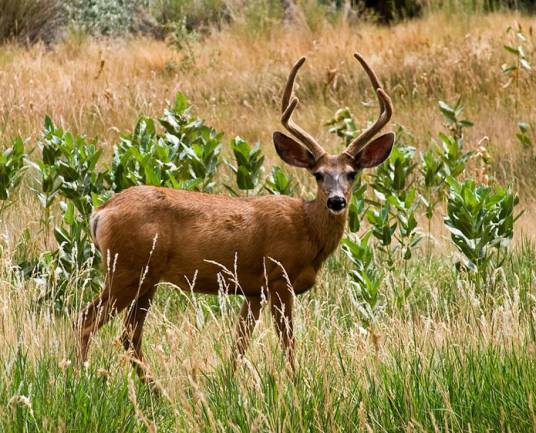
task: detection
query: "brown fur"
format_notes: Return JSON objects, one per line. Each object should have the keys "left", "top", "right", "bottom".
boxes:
{"left": 93, "top": 185, "right": 344, "bottom": 296}
{"left": 78, "top": 181, "right": 347, "bottom": 376}
{"left": 76, "top": 54, "right": 394, "bottom": 377}
{"left": 76, "top": 152, "right": 385, "bottom": 378}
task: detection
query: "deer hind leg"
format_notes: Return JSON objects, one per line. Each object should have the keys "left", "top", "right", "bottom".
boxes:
{"left": 76, "top": 269, "right": 155, "bottom": 363}
{"left": 121, "top": 285, "right": 157, "bottom": 382}
{"left": 231, "top": 296, "right": 263, "bottom": 367}
{"left": 77, "top": 288, "right": 124, "bottom": 363}
{"left": 270, "top": 287, "right": 295, "bottom": 371}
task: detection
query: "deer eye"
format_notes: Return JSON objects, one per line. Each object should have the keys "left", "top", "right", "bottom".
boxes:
{"left": 347, "top": 171, "right": 357, "bottom": 181}
{"left": 313, "top": 172, "right": 323, "bottom": 182}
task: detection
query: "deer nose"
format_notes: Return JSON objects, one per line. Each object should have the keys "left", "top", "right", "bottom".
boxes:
{"left": 327, "top": 196, "right": 346, "bottom": 212}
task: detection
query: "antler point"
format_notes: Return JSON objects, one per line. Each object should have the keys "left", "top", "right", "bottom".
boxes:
{"left": 344, "top": 53, "right": 393, "bottom": 157}
{"left": 280, "top": 57, "right": 326, "bottom": 159}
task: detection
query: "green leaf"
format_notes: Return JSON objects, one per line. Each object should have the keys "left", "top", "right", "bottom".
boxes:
{"left": 503, "top": 45, "right": 520, "bottom": 55}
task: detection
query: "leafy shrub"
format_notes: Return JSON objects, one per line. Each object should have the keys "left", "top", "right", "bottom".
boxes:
{"left": 111, "top": 117, "right": 187, "bottom": 190}
{"left": 43, "top": 201, "right": 101, "bottom": 310}
{"left": 0, "top": 138, "right": 26, "bottom": 206}
{"left": 64, "top": 0, "right": 144, "bottom": 35}
{"left": 159, "top": 93, "right": 222, "bottom": 191}
{"left": 419, "top": 145, "right": 446, "bottom": 259}
{"left": 516, "top": 122, "right": 534, "bottom": 152}
{"left": 347, "top": 177, "right": 367, "bottom": 233}
{"left": 343, "top": 232, "right": 383, "bottom": 329}
{"left": 420, "top": 146, "right": 445, "bottom": 217}
{"left": 32, "top": 116, "right": 108, "bottom": 218}
{"left": 436, "top": 132, "right": 474, "bottom": 178}
{"left": 388, "top": 188, "right": 421, "bottom": 261}
{"left": 265, "top": 166, "right": 293, "bottom": 196}
{"left": 26, "top": 118, "right": 107, "bottom": 308}
{"left": 325, "top": 107, "right": 358, "bottom": 145}
{"left": 368, "top": 171, "right": 420, "bottom": 303}
{"left": 372, "top": 138, "right": 416, "bottom": 200}
{"left": 388, "top": 187, "right": 421, "bottom": 304}
{"left": 226, "top": 136, "right": 264, "bottom": 194}
{"left": 501, "top": 24, "right": 533, "bottom": 89}
{"left": 419, "top": 99, "right": 475, "bottom": 259}
{"left": 111, "top": 92, "right": 223, "bottom": 192}
{"left": 438, "top": 99, "right": 473, "bottom": 140}
{"left": 444, "top": 177, "right": 521, "bottom": 287}
{"left": 367, "top": 202, "right": 396, "bottom": 250}
{"left": 368, "top": 130, "right": 420, "bottom": 264}
{"left": 0, "top": 0, "right": 63, "bottom": 44}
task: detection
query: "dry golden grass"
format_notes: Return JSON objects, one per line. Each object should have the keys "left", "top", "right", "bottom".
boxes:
{"left": 1, "top": 11, "right": 535, "bottom": 242}
{"left": 1, "top": 12, "right": 534, "bottom": 161}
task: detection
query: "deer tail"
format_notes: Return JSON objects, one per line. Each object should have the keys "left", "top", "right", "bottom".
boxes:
{"left": 89, "top": 212, "right": 101, "bottom": 252}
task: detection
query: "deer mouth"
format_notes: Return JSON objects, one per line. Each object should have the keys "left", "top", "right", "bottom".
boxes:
{"left": 328, "top": 208, "right": 346, "bottom": 216}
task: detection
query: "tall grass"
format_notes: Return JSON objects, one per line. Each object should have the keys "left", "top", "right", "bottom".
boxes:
{"left": 0, "top": 0, "right": 63, "bottom": 44}
{"left": 1, "top": 241, "right": 536, "bottom": 432}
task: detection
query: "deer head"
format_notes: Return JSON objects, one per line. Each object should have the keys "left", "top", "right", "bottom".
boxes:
{"left": 273, "top": 53, "right": 394, "bottom": 215}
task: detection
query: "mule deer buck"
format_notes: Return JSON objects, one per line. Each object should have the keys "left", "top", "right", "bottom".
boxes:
{"left": 77, "top": 53, "right": 394, "bottom": 378}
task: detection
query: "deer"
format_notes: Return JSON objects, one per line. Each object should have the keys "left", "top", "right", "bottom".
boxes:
{"left": 77, "top": 53, "right": 394, "bottom": 380}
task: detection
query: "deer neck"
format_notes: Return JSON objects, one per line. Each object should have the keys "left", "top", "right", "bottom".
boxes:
{"left": 303, "top": 197, "right": 347, "bottom": 267}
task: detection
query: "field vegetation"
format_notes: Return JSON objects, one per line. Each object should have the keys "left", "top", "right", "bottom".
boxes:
{"left": 0, "top": 1, "right": 536, "bottom": 432}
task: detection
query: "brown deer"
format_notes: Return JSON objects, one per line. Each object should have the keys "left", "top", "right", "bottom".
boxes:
{"left": 77, "top": 53, "right": 394, "bottom": 378}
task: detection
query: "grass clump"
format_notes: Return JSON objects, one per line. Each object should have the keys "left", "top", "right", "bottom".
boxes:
{"left": 0, "top": 0, "right": 63, "bottom": 44}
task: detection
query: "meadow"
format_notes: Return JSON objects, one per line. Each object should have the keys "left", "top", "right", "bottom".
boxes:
{"left": 1, "top": 4, "right": 536, "bottom": 433}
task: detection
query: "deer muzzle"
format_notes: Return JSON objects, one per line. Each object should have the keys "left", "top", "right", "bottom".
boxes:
{"left": 327, "top": 196, "right": 346, "bottom": 213}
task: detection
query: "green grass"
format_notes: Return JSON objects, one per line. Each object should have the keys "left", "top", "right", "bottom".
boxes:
{"left": 2, "top": 335, "right": 535, "bottom": 432}
{"left": 1, "top": 242, "right": 536, "bottom": 432}
{"left": 366, "top": 345, "right": 536, "bottom": 433}
{"left": 0, "top": 352, "right": 171, "bottom": 432}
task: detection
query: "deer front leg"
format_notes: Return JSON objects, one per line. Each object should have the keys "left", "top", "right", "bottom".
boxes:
{"left": 270, "top": 285, "right": 295, "bottom": 370}
{"left": 231, "top": 296, "right": 263, "bottom": 366}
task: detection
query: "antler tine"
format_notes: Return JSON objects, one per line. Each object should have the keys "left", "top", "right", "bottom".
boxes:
{"left": 282, "top": 56, "right": 305, "bottom": 112}
{"left": 344, "top": 53, "right": 393, "bottom": 158}
{"left": 281, "top": 57, "right": 326, "bottom": 161}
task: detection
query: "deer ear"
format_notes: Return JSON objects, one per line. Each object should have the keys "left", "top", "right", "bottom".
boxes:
{"left": 353, "top": 132, "right": 394, "bottom": 169}
{"left": 273, "top": 131, "right": 315, "bottom": 168}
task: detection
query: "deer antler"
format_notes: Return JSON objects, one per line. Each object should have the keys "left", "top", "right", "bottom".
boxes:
{"left": 344, "top": 53, "right": 393, "bottom": 158}
{"left": 281, "top": 57, "right": 326, "bottom": 161}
